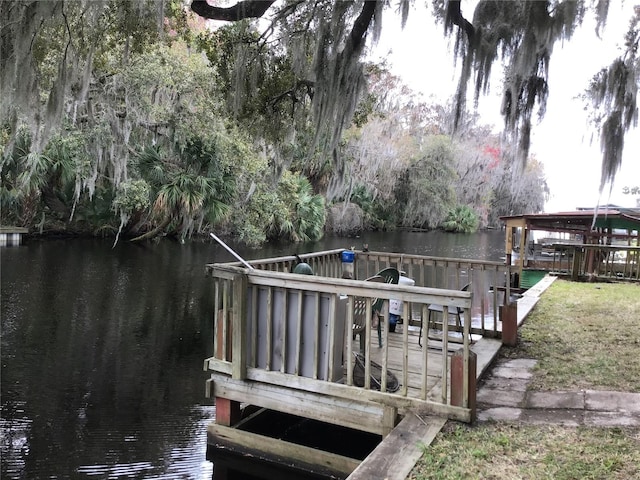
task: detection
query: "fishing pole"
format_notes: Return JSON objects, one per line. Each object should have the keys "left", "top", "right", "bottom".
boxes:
{"left": 209, "top": 233, "right": 254, "bottom": 270}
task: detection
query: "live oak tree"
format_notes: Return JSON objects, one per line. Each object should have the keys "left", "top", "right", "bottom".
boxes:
{"left": 186, "top": 0, "right": 638, "bottom": 194}
{"left": 4, "top": 1, "right": 638, "bottom": 179}
{"left": 2, "top": 0, "right": 636, "bottom": 238}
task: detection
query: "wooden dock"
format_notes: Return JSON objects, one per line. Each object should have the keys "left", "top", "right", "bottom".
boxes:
{"left": 207, "top": 330, "right": 503, "bottom": 479}
{"left": 204, "top": 249, "right": 516, "bottom": 478}
{"left": 501, "top": 210, "right": 640, "bottom": 285}
{"left": 0, "top": 226, "right": 28, "bottom": 246}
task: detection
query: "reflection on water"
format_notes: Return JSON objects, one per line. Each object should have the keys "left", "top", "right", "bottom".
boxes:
{"left": 1, "top": 231, "right": 504, "bottom": 479}
{"left": 295, "top": 230, "right": 505, "bottom": 262}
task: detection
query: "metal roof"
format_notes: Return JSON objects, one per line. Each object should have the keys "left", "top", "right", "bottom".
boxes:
{"left": 500, "top": 208, "right": 640, "bottom": 234}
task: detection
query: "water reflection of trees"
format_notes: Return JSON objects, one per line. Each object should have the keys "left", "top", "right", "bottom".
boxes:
{"left": 1, "top": 240, "right": 214, "bottom": 477}
{"left": 1, "top": 233, "right": 504, "bottom": 477}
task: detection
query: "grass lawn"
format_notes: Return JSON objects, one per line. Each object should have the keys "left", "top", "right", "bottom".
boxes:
{"left": 410, "top": 423, "right": 640, "bottom": 480}
{"left": 410, "top": 279, "right": 640, "bottom": 479}
{"left": 503, "top": 279, "right": 640, "bottom": 392}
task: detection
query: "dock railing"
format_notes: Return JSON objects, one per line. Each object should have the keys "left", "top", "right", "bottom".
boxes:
{"left": 204, "top": 249, "right": 513, "bottom": 427}
{"left": 209, "top": 248, "right": 513, "bottom": 346}
{"left": 570, "top": 244, "right": 640, "bottom": 281}
{"left": 355, "top": 251, "right": 514, "bottom": 338}
{"left": 206, "top": 264, "right": 473, "bottom": 422}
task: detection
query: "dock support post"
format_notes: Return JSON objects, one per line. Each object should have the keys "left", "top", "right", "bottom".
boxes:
{"left": 571, "top": 246, "right": 582, "bottom": 281}
{"left": 381, "top": 405, "right": 397, "bottom": 437}
{"left": 500, "top": 302, "right": 518, "bottom": 347}
{"left": 450, "top": 350, "right": 476, "bottom": 422}
{"left": 215, "top": 397, "right": 242, "bottom": 427}
{"left": 212, "top": 463, "right": 229, "bottom": 480}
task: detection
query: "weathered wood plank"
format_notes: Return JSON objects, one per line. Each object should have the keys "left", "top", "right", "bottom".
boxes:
{"left": 206, "top": 358, "right": 233, "bottom": 376}
{"left": 213, "top": 369, "right": 471, "bottom": 422}
{"left": 0, "top": 227, "right": 29, "bottom": 234}
{"left": 421, "top": 305, "right": 429, "bottom": 399}
{"left": 294, "top": 289, "right": 303, "bottom": 375}
{"left": 208, "top": 423, "right": 361, "bottom": 479}
{"left": 346, "top": 413, "right": 447, "bottom": 480}
{"left": 210, "top": 374, "right": 390, "bottom": 435}
{"left": 280, "top": 288, "right": 288, "bottom": 374}
{"left": 313, "top": 291, "right": 320, "bottom": 380}
{"left": 470, "top": 337, "right": 502, "bottom": 379}
{"left": 232, "top": 274, "right": 247, "bottom": 379}
{"left": 212, "top": 266, "right": 473, "bottom": 308}
{"left": 328, "top": 294, "right": 337, "bottom": 382}
{"left": 265, "top": 287, "right": 273, "bottom": 370}
{"left": 250, "top": 285, "right": 258, "bottom": 367}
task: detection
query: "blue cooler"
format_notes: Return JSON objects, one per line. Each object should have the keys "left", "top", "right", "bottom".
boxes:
{"left": 340, "top": 250, "right": 355, "bottom": 279}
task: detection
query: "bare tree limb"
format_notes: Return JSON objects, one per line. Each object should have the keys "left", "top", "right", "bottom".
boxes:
{"left": 130, "top": 217, "right": 171, "bottom": 242}
{"left": 268, "top": 79, "right": 315, "bottom": 107}
{"left": 445, "top": 0, "right": 475, "bottom": 44}
{"left": 349, "top": 0, "right": 378, "bottom": 51}
{"left": 190, "top": 0, "right": 275, "bottom": 21}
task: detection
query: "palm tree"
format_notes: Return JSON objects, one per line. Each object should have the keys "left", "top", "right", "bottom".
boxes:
{"left": 131, "top": 138, "right": 235, "bottom": 241}
{"left": 265, "top": 172, "right": 326, "bottom": 243}
{"left": 1, "top": 128, "right": 81, "bottom": 226}
{"left": 442, "top": 205, "right": 479, "bottom": 234}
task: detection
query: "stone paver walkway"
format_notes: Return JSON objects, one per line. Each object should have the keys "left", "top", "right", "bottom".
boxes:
{"left": 477, "top": 358, "right": 640, "bottom": 427}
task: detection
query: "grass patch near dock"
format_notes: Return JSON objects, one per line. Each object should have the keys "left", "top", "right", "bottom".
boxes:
{"left": 503, "top": 279, "right": 640, "bottom": 392}
{"left": 410, "top": 423, "right": 640, "bottom": 480}
{"left": 411, "top": 279, "right": 640, "bottom": 479}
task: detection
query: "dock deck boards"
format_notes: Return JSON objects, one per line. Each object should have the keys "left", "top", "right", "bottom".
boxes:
{"left": 344, "top": 276, "right": 552, "bottom": 480}
{"left": 364, "top": 327, "right": 501, "bottom": 390}
{"left": 358, "top": 326, "right": 502, "bottom": 403}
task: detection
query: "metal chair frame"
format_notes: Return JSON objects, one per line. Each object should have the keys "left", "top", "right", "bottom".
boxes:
{"left": 352, "top": 268, "right": 400, "bottom": 350}
{"left": 419, "top": 283, "right": 471, "bottom": 347}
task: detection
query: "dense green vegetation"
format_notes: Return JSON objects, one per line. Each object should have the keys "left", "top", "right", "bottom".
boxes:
{"left": 4, "top": 1, "right": 634, "bottom": 245}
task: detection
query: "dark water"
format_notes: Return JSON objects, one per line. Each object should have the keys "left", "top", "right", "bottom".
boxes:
{"left": 1, "top": 230, "right": 505, "bottom": 479}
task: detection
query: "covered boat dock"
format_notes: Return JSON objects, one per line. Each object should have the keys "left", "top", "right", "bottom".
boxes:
{"left": 501, "top": 207, "right": 640, "bottom": 286}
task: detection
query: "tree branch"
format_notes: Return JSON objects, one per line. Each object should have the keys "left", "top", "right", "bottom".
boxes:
{"left": 445, "top": 0, "right": 475, "bottom": 44}
{"left": 190, "top": 0, "right": 275, "bottom": 21}
{"left": 268, "top": 79, "right": 315, "bottom": 107}
{"left": 349, "top": 0, "right": 378, "bottom": 51}
{"left": 130, "top": 217, "right": 171, "bottom": 242}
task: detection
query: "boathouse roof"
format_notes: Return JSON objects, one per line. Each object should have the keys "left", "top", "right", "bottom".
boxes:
{"left": 500, "top": 208, "right": 640, "bottom": 234}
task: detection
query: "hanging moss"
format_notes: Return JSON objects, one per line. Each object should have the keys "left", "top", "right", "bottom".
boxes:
{"left": 585, "top": 12, "right": 638, "bottom": 190}
{"left": 443, "top": 1, "right": 617, "bottom": 170}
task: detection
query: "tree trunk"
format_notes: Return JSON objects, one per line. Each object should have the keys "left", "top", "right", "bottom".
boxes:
{"left": 130, "top": 217, "right": 171, "bottom": 242}
{"left": 41, "top": 184, "right": 71, "bottom": 220}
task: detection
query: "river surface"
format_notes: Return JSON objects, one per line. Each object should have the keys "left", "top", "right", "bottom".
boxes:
{"left": 1, "top": 230, "right": 505, "bottom": 479}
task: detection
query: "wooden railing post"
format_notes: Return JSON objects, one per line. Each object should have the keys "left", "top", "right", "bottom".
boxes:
{"left": 232, "top": 273, "right": 248, "bottom": 380}
{"left": 571, "top": 246, "right": 582, "bottom": 281}
{"left": 451, "top": 349, "right": 477, "bottom": 422}
{"left": 500, "top": 302, "right": 518, "bottom": 346}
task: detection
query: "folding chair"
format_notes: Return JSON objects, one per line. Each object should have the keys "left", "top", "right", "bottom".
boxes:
{"left": 419, "top": 283, "right": 470, "bottom": 347}
{"left": 352, "top": 268, "right": 400, "bottom": 350}
{"left": 352, "top": 276, "right": 385, "bottom": 352}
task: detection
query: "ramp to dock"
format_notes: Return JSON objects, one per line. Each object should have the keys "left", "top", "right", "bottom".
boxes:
{"left": 346, "top": 413, "right": 447, "bottom": 480}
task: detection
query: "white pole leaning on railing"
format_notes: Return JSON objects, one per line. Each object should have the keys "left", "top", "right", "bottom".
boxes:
{"left": 210, "top": 233, "right": 254, "bottom": 270}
